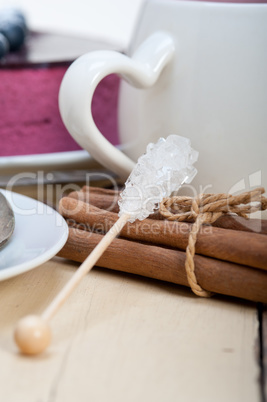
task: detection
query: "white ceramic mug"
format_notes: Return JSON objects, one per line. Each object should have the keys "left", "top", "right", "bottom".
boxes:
{"left": 59, "top": 0, "right": 267, "bottom": 194}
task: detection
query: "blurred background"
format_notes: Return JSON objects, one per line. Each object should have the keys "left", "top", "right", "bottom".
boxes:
{"left": 0, "top": 0, "right": 144, "bottom": 192}
{"left": 0, "top": 0, "right": 144, "bottom": 50}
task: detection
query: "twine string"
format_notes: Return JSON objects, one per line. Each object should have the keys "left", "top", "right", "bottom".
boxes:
{"left": 159, "top": 187, "right": 267, "bottom": 297}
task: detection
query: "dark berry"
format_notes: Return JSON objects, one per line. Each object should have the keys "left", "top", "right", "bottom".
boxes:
{"left": 0, "top": 32, "right": 9, "bottom": 59}
{"left": 0, "top": 18, "right": 26, "bottom": 51}
{"left": 0, "top": 8, "right": 26, "bottom": 26}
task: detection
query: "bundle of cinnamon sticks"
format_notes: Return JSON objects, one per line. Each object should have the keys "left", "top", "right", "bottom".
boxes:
{"left": 57, "top": 186, "right": 267, "bottom": 303}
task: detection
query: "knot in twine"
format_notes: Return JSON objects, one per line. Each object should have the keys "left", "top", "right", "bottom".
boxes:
{"left": 159, "top": 187, "right": 267, "bottom": 298}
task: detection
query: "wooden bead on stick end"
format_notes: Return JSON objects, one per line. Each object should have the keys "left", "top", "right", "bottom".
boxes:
{"left": 14, "top": 315, "right": 51, "bottom": 355}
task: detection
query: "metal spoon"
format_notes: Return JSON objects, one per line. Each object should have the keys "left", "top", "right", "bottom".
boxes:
{"left": 0, "top": 192, "right": 15, "bottom": 249}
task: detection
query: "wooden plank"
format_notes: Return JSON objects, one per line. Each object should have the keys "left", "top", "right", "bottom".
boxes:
{"left": 0, "top": 257, "right": 261, "bottom": 402}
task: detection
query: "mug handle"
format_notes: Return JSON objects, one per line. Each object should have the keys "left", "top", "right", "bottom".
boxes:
{"left": 59, "top": 31, "right": 175, "bottom": 179}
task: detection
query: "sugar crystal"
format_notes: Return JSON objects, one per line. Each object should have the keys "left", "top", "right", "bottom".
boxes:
{"left": 118, "top": 135, "right": 198, "bottom": 222}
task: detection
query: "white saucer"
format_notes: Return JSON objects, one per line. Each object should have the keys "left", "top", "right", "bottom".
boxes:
{"left": 0, "top": 190, "right": 68, "bottom": 281}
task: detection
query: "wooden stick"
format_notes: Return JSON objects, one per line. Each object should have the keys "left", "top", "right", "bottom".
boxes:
{"left": 42, "top": 212, "right": 129, "bottom": 321}
{"left": 58, "top": 227, "right": 267, "bottom": 304}
{"left": 59, "top": 197, "right": 267, "bottom": 271}
{"left": 14, "top": 213, "right": 130, "bottom": 355}
{"left": 69, "top": 188, "right": 267, "bottom": 233}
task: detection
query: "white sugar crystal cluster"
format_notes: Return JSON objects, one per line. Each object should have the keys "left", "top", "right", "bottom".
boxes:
{"left": 118, "top": 135, "right": 198, "bottom": 222}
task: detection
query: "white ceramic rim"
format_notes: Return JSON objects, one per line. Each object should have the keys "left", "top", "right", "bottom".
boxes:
{"left": 0, "top": 189, "right": 69, "bottom": 281}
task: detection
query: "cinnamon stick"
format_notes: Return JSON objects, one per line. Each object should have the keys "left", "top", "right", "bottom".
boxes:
{"left": 69, "top": 188, "right": 163, "bottom": 219}
{"left": 69, "top": 188, "right": 267, "bottom": 233}
{"left": 69, "top": 190, "right": 120, "bottom": 213}
{"left": 212, "top": 214, "right": 267, "bottom": 234}
{"left": 59, "top": 197, "right": 267, "bottom": 271}
{"left": 57, "top": 227, "right": 267, "bottom": 303}
{"left": 81, "top": 186, "right": 120, "bottom": 196}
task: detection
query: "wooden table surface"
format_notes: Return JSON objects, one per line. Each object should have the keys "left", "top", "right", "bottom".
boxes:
{"left": 0, "top": 254, "right": 265, "bottom": 402}
{"left": 0, "top": 181, "right": 266, "bottom": 402}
